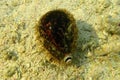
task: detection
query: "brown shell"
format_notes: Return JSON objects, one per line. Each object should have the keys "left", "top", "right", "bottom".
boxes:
{"left": 38, "top": 9, "right": 78, "bottom": 62}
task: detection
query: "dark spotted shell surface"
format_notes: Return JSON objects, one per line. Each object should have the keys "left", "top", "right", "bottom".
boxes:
{"left": 39, "top": 9, "right": 77, "bottom": 61}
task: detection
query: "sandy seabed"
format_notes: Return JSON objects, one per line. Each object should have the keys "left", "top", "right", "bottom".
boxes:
{"left": 0, "top": 0, "right": 120, "bottom": 80}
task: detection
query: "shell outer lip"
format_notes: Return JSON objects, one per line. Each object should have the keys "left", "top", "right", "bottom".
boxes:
{"left": 64, "top": 55, "right": 72, "bottom": 63}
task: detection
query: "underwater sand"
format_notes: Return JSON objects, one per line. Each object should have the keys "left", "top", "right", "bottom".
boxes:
{"left": 0, "top": 0, "right": 120, "bottom": 80}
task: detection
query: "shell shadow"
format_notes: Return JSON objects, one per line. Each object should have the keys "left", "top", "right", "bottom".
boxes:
{"left": 71, "top": 20, "right": 99, "bottom": 67}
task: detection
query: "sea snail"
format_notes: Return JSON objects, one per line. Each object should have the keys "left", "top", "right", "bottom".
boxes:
{"left": 38, "top": 9, "right": 78, "bottom": 63}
